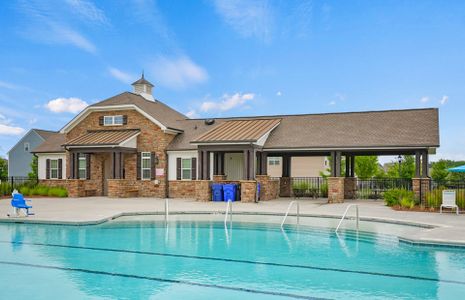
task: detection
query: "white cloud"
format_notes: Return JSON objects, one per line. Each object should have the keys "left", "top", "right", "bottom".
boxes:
{"left": 276, "top": 91, "right": 282, "bottom": 96}
{"left": 45, "top": 97, "right": 88, "bottom": 113}
{"left": 66, "top": 0, "right": 108, "bottom": 25}
{"left": 212, "top": 0, "right": 273, "bottom": 42}
{"left": 17, "top": 0, "right": 97, "bottom": 54}
{"left": 0, "top": 113, "right": 25, "bottom": 136}
{"left": 185, "top": 110, "right": 199, "bottom": 118}
{"left": 108, "top": 67, "right": 134, "bottom": 84}
{"left": 420, "top": 96, "right": 429, "bottom": 103}
{"left": 200, "top": 93, "right": 255, "bottom": 112}
{"left": 328, "top": 101, "right": 336, "bottom": 105}
{"left": 0, "top": 80, "right": 19, "bottom": 90}
{"left": 440, "top": 95, "right": 448, "bottom": 105}
{"left": 149, "top": 55, "right": 208, "bottom": 89}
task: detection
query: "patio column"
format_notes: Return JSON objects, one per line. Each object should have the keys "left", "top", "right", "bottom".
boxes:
{"left": 350, "top": 155, "right": 355, "bottom": 177}
{"left": 260, "top": 152, "right": 268, "bottom": 175}
{"left": 282, "top": 155, "right": 291, "bottom": 177}
{"left": 415, "top": 151, "right": 421, "bottom": 178}
{"left": 330, "top": 151, "right": 341, "bottom": 177}
{"left": 204, "top": 150, "right": 210, "bottom": 180}
{"left": 249, "top": 149, "right": 256, "bottom": 180}
{"left": 422, "top": 150, "right": 429, "bottom": 178}
{"left": 345, "top": 155, "right": 350, "bottom": 177}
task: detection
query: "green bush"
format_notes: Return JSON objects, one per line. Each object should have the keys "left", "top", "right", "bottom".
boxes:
{"left": 19, "top": 186, "right": 30, "bottom": 196}
{"left": 384, "top": 188, "right": 415, "bottom": 207}
{"left": 47, "top": 187, "right": 68, "bottom": 197}
{"left": 400, "top": 196, "right": 415, "bottom": 209}
{"left": 320, "top": 182, "right": 328, "bottom": 197}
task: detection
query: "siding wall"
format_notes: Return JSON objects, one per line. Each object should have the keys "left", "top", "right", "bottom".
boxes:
{"left": 8, "top": 130, "right": 44, "bottom": 177}
{"left": 38, "top": 153, "right": 67, "bottom": 180}
{"left": 224, "top": 153, "right": 243, "bottom": 180}
{"left": 267, "top": 156, "right": 327, "bottom": 177}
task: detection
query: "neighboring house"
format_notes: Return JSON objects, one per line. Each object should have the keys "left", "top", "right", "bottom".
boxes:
{"left": 31, "top": 75, "right": 440, "bottom": 202}
{"left": 7, "top": 129, "right": 56, "bottom": 177}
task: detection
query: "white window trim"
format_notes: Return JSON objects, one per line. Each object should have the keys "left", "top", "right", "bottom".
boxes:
{"left": 103, "top": 115, "right": 124, "bottom": 126}
{"left": 24, "top": 142, "right": 30, "bottom": 152}
{"left": 78, "top": 156, "right": 87, "bottom": 179}
{"left": 181, "top": 158, "right": 192, "bottom": 180}
{"left": 141, "top": 152, "right": 151, "bottom": 180}
{"left": 50, "top": 159, "right": 59, "bottom": 179}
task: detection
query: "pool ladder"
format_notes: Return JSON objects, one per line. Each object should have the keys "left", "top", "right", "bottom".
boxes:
{"left": 281, "top": 201, "right": 300, "bottom": 228}
{"left": 335, "top": 204, "right": 359, "bottom": 233}
{"left": 224, "top": 200, "right": 232, "bottom": 227}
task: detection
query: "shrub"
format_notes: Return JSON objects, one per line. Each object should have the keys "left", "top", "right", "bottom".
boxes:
{"left": 400, "top": 196, "right": 415, "bottom": 209}
{"left": 19, "top": 186, "right": 30, "bottom": 196}
{"left": 320, "top": 182, "right": 328, "bottom": 197}
{"left": 384, "top": 188, "right": 415, "bottom": 207}
{"left": 47, "top": 187, "right": 68, "bottom": 197}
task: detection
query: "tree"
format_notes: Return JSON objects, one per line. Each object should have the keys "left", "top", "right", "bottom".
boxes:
{"left": 28, "top": 156, "right": 38, "bottom": 180}
{"left": 354, "top": 156, "right": 379, "bottom": 179}
{"left": 0, "top": 158, "right": 7, "bottom": 178}
{"left": 431, "top": 160, "right": 449, "bottom": 181}
{"left": 386, "top": 155, "right": 415, "bottom": 178}
{"left": 320, "top": 155, "right": 346, "bottom": 178}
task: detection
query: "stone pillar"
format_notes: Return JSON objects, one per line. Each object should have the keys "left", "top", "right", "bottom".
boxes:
{"left": 343, "top": 177, "right": 357, "bottom": 200}
{"left": 412, "top": 178, "right": 430, "bottom": 205}
{"left": 328, "top": 177, "right": 345, "bottom": 203}
{"left": 279, "top": 177, "right": 291, "bottom": 197}
{"left": 213, "top": 175, "right": 226, "bottom": 182}
{"left": 195, "top": 180, "right": 212, "bottom": 202}
{"left": 240, "top": 181, "right": 257, "bottom": 203}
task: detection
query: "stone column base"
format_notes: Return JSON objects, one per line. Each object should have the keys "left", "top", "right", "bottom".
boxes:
{"left": 279, "top": 177, "right": 291, "bottom": 197}
{"left": 241, "top": 181, "right": 257, "bottom": 202}
{"left": 213, "top": 175, "right": 227, "bottom": 182}
{"left": 328, "top": 177, "right": 345, "bottom": 203}
{"left": 412, "top": 178, "right": 431, "bottom": 205}
{"left": 344, "top": 177, "right": 357, "bottom": 200}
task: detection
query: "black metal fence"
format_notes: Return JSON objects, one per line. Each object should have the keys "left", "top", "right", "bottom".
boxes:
{"left": 291, "top": 177, "right": 328, "bottom": 198}
{"left": 422, "top": 179, "right": 465, "bottom": 209}
{"left": 0, "top": 176, "right": 38, "bottom": 196}
{"left": 356, "top": 178, "right": 412, "bottom": 200}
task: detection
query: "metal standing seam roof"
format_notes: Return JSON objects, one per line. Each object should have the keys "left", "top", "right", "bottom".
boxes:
{"left": 191, "top": 119, "right": 281, "bottom": 143}
{"left": 64, "top": 129, "right": 140, "bottom": 147}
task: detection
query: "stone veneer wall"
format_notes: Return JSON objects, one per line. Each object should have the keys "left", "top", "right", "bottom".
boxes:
{"left": 327, "top": 177, "right": 345, "bottom": 203}
{"left": 343, "top": 177, "right": 357, "bottom": 200}
{"left": 256, "top": 175, "right": 279, "bottom": 201}
{"left": 64, "top": 109, "right": 175, "bottom": 198}
{"left": 279, "top": 177, "right": 291, "bottom": 197}
{"left": 241, "top": 181, "right": 257, "bottom": 203}
{"left": 168, "top": 180, "right": 212, "bottom": 202}
{"left": 39, "top": 179, "right": 95, "bottom": 197}
{"left": 412, "top": 178, "right": 430, "bottom": 204}
{"left": 107, "top": 179, "right": 164, "bottom": 198}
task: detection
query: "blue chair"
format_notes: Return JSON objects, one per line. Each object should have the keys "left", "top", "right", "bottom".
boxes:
{"left": 11, "top": 193, "right": 34, "bottom": 216}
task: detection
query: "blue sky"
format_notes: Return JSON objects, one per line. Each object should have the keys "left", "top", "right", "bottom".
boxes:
{"left": 0, "top": 0, "right": 464, "bottom": 161}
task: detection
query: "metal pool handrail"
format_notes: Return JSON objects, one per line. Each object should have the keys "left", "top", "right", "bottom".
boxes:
{"left": 281, "top": 201, "right": 300, "bottom": 228}
{"left": 165, "top": 198, "right": 169, "bottom": 222}
{"left": 224, "top": 200, "right": 232, "bottom": 227}
{"left": 335, "top": 204, "right": 359, "bottom": 233}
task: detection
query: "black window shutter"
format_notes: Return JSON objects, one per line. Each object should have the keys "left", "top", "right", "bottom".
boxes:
{"left": 75, "top": 153, "right": 80, "bottom": 179}
{"left": 136, "top": 152, "right": 141, "bottom": 180}
{"left": 150, "top": 152, "right": 156, "bottom": 180}
{"left": 46, "top": 159, "right": 50, "bottom": 179}
{"left": 70, "top": 153, "right": 75, "bottom": 179}
{"left": 122, "top": 115, "right": 128, "bottom": 125}
{"left": 191, "top": 157, "right": 197, "bottom": 180}
{"left": 99, "top": 116, "right": 104, "bottom": 126}
{"left": 58, "top": 159, "right": 63, "bottom": 179}
{"left": 86, "top": 154, "right": 91, "bottom": 179}
{"left": 176, "top": 158, "right": 182, "bottom": 180}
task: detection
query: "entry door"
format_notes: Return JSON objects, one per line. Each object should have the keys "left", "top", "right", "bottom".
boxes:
{"left": 102, "top": 156, "right": 112, "bottom": 196}
{"left": 224, "top": 153, "right": 244, "bottom": 180}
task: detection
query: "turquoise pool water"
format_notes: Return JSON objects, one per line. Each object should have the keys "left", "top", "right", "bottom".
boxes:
{"left": 0, "top": 217, "right": 465, "bottom": 299}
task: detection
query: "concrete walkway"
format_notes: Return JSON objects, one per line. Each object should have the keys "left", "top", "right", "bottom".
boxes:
{"left": 1, "top": 197, "right": 464, "bottom": 246}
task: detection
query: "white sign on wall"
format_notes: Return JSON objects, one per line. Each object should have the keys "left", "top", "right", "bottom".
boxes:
{"left": 156, "top": 168, "right": 165, "bottom": 176}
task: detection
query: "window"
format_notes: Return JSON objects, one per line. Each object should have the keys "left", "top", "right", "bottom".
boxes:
{"left": 78, "top": 155, "right": 87, "bottom": 179}
{"left": 50, "top": 159, "right": 58, "bottom": 179}
{"left": 24, "top": 142, "right": 30, "bottom": 152}
{"left": 103, "top": 115, "right": 123, "bottom": 126}
{"left": 182, "top": 158, "right": 192, "bottom": 180}
{"left": 141, "top": 152, "right": 151, "bottom": 180}
{"left": 268, "top": 157, "right": 281, "bottom": 166}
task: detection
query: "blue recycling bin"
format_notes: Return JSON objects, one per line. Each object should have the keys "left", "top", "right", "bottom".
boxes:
{"left": 223, "top": 183, "right": 237, "bottom": 202}
{"left": 256, "top": 183, "right": 261, "bottom": 201}
{"left": 211, "top": 183, "right": 223, "bottom": 201}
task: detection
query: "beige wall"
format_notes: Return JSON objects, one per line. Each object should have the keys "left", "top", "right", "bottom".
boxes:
{"left": 267, "top": 156, "right": 327, "bottom": 177}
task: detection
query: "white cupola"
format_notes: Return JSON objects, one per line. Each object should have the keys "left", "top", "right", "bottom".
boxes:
{"left": 131, "top": 72, "right": 155, "bottom": 101}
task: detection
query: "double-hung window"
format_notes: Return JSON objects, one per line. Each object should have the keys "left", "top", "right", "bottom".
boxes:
{"left": 141, "top": 152, "right": 151, "bottom": 180}
{"left": 181, "top": 158, "right": 192, "bottom": 180}
{"left": 50, "top": 159, "right": 58, "bottom": 179}
{"left": 78, "top": 155, "right": 87, "bottom": 179}
{"left": 103, "top": 115, "right": 123, "bottom": 126}
{"left": 268, "top": 157, "right": 281, "bottom": 166}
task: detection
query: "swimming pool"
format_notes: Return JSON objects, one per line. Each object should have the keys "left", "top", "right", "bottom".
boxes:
{"left": 1, "top": 215, "right": 464, "bottom": 299}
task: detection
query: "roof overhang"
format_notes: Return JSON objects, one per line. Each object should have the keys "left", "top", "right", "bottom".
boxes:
{"left": 63, "top": 131, "right": 141, "bottom": 150}
{"left": 59, "top": 105, "right": 183, "bottom": 135}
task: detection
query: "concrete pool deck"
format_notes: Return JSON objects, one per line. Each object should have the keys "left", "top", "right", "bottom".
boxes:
{"left": 1, "top": 197, "right": 464, "bottom": 247}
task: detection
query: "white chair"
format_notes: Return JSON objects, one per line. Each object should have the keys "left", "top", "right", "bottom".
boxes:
{"left": 440, "top": 190, "right": 459, "bottom": 215}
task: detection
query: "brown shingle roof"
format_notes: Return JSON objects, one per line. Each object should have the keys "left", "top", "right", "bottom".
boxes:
{"left": 31, "top": 133, "right": 66, "bottom": 153}
{"left": 90, "top": 92, "right": 186, "bottom": 131}
{"left": 64, "top": 129, "right": 140, "bottom": 147}
{"left": 168, "top": 108, "right": 440, "bottom": 150}
{"left": 192, "top": 119, "right": 281, "bottom": 143}
{"left": 34, "top": 129, "right": 57, "bottom": 140}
